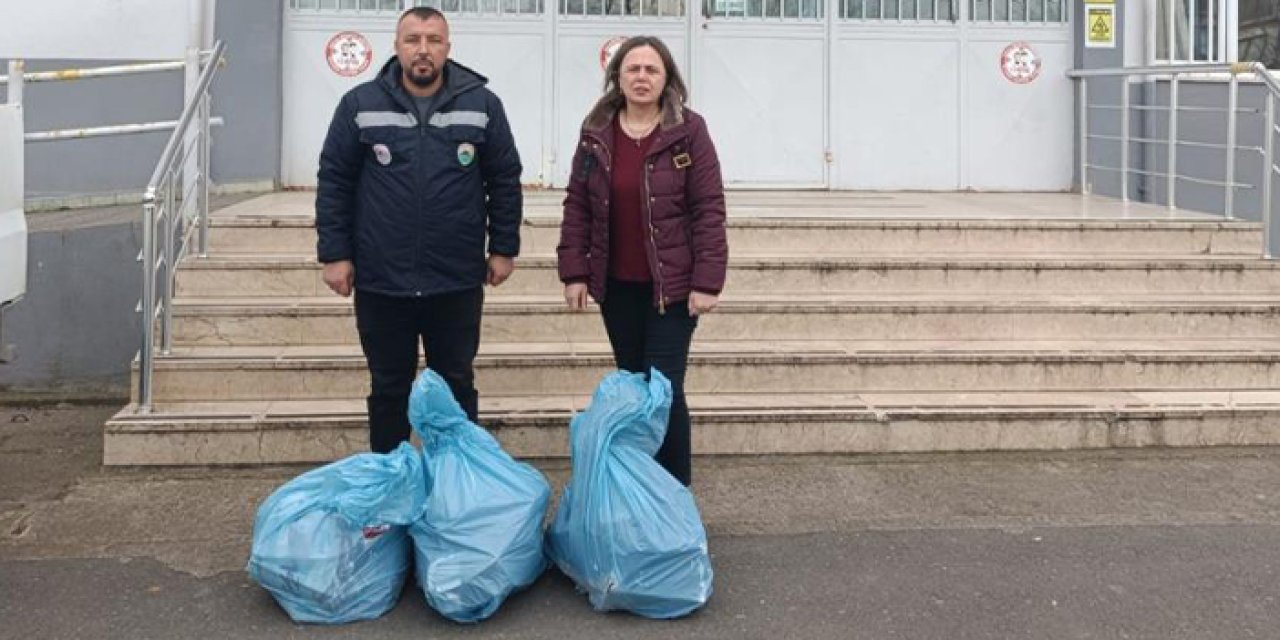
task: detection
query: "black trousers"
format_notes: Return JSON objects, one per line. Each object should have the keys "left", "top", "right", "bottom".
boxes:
{"left": 600, "top": 279, "right": 699, "bottom": 486}
{"left": 354, "top": 288, "right": 483, "bottom": 454}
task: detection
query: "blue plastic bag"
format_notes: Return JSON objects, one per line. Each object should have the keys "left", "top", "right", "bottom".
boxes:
{"left": 547, "top": 369, "right": 714, "bottom": 619}
{"left": 408, "top": 369, "right": 551, "bottom": 623}
{"left": 247, "top": 442, "right": 428, "bottom": 624}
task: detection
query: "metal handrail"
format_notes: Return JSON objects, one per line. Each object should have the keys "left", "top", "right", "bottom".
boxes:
{"left": 1, "top": 59, "right": 217, "bottom": 142}
{"left": 137, "top": 40, "right": 226, "bottom": 413}
{"left": 146, "top": 42, "right": 225, "bottom": 193}
{"left": 23, "top": 118, "right": 225, "bottom": 142}
{"left": 0, "top": 60, "right": 186, "bottom": 85}
{"left": 1067, "top": 62, "right": 1280, "bottom": 257}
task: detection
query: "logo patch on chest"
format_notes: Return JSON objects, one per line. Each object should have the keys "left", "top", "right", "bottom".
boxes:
{"left": 372, "top": 143, "right": 392, "bottom": 166}
{"left": 457, "top": 142, "right": 477, "bottom": 167}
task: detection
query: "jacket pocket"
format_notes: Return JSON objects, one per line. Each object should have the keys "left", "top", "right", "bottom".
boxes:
{"left": 648, "top": 147, "right": 690, "bottom": 198}
{"left": 444, "top": 126, "right": 486, "bottom": 172}
{"left": 358, "top": 129, "right": 415, "bottom": 169}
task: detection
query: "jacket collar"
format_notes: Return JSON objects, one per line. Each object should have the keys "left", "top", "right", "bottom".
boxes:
{"left": 377, "top": 57, "right": 488, "bottom": 113}
{"left": 582, "top": 87, "right": 686, "bottom": 139}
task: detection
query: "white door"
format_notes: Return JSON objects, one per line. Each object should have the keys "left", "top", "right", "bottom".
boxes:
{"left": 693, "top": 0, "right": 829, "bottom": 187}
{"left": 962, "top": 0, "right": 1074, "bottom": 190}
{"left": 280, "top": 0, "right": 1074, "bottom": 191}
{"left": 832, "top": 0, "right": 1073, "bottom": 190}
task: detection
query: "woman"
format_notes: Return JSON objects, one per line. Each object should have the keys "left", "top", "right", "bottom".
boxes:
{"left": 557, "top": 35, "right": 728, "bottom": 487}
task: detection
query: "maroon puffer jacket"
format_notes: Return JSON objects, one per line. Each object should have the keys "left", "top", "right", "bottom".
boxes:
{"left": 557, "top": 92, "right": 728, "bottom": 312}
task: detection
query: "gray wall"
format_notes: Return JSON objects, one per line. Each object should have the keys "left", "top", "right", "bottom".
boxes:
{"left": 0, "top": 0, "right": 284, "bottom": 205}
{"left": 211, "top": 0, "right": 284, "bottom": 188}
{"left": 0, "top": 0, "right": 284, "bottom": 396}
{"left": 1136, "top": 82, "right": 1271, "bottom": 222}
{"left": 1086, "top": 78, "right": 1273, "bottom": 223}
{"left": 0, "top": 212, "right": 142, "bottom": 398}
{"left": 1074, "top": 0, "right": 1127, "bottom": 197}
{"left": 0, "top": 194, "right": 259, "bottom": 398}
{"left": 1078, "top": 0, "right": 1276, "bottom": 226}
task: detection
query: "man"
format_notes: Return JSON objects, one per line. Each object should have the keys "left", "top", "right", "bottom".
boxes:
{"left": 315, "top": 7, "right": 522, "bottom": 453}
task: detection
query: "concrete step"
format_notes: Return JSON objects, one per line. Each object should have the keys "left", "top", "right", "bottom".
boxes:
{"left": 171, "top": 294, "right": 1280, "bottom": 346}
{"left": 173, "top": 253, "right": 1280, "bottom": 298}
{"left": 208, "top": 215, "right": 1263, "bottom": 256}
{"left": 136, "top": 339, "right": 1280, "bottom": 403}
{"left": 103, "top": 389, "right": 1280, "bottom": 465}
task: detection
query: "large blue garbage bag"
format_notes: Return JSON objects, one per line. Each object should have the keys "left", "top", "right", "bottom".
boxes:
{"left": 408, "top": 369, "right": 551, "bottom": 623}
{"left": 247, "top": 442, "right": 428, "bottom": 624}
{"left": 546, "top": 369, "right": 714, "bottom": 619}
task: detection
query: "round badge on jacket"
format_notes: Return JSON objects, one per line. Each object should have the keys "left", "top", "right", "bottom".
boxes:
{"left": 457, "top": 142, "right": 476, "bottom": 167}
{"left": 373, "top": 143, "right": 392, "bottom": 166}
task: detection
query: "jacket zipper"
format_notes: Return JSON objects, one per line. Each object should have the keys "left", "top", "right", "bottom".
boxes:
{"left": 586, "top": 128, "right": 669, "bottom": 314}
{"left": 642, "top": 153, "right": 665, "bottom": 315}
{"left": 583, "top": 131, "right": 615, "bottom": 302}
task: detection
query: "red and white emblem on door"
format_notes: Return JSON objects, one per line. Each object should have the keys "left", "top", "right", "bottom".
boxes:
{"left": 600, "top": 36, "right": 628, "bottom": 71}
{"left": 326, "top": 31, "right": 373, "bottom": 78}
{"left": 1000, "top": 41, "right": 1042, "bottom": 85}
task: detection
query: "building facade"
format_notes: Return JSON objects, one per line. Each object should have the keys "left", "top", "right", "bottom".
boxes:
{"left": 2, "top": 0, "right": 1276, "bottom": 201}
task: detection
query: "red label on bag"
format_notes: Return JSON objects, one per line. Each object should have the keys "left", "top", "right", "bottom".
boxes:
{"left": 362, "top": 524, "right": 391, "bottom": 540}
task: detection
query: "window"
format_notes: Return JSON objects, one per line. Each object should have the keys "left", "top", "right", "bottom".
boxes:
{"left": 969, "top": 0, "right": 1066, "bottom": 23}
{"left": 1239, "top": 0, "right": 1280, "bottom": 68}
{"left": 1154, "top": 0, "right": 1233, "bottom": 63}
{"left": 289, "top": 0, "right": 402, "bottom": 11}
{"left": 558, "top": 0, "right": 684, "bottom": 16}
{"left": 706, "top": 0, "right": 821, "bottom": 19}
{"left": 841, "top": 0, "right": 956, "bottom": 20}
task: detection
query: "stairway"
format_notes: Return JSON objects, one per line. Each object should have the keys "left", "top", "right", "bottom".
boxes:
{"left": 104, "top": 191, "right": 1280, "bottom": 465}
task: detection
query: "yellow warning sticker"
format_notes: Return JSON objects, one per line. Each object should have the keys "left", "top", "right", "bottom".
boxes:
{"left": 1086, "top": 5, "right": 1115, "bottom": 49}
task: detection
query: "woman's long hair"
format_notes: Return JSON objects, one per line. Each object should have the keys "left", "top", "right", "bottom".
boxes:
{"left": 600, "top": 36, "right": 688, "bottom": 112}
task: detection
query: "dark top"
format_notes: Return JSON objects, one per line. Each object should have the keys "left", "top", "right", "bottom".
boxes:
{"left": 414, "top": 91, "right": 442, "bottom": 124}
{"left": 608, "top": 116, "right": 655, "bottom": 283}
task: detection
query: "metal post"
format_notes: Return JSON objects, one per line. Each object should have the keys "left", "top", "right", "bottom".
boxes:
{"left": 1265, "top": 93, "right": 1275, "bottom": 258}
{"left": 1189, "top": 0, "right": 1198, "bottom": 60}
{"left": 1121, "top": 79, "right": 1131, "bottom": 201}
{"left": 189, "top": 0, "right": 206, "bottom": 53}
{"left": 1225, "top": 0, "right": 1238, "bottom": 62}
{"left": 1080, "top": 79, "right": 1090, "bottom": 194}
{"left": 197, "top": 91, "right": 211, "bottom": 257}
{"left": 203, "top": 0, "right": 219, "bottom": 50}
{"left": 182, "top": 47, "right": 200, "bottom": 233}
{"left": 160, "top": 175, "right": 177, "bottom": 355}
{"left": 1209, "top": 0, "right": 1216, "bottom": 60}
{"left": 139, "top": 198, "right": 158, "bottom": 413}
{"left": 6, "top": 60, "right": 23, "bottom": 106}
{"left": 1225, "top": 73, "right": 1239, "bottom": 219}
{"left": 1167, "top": 76, "right": 1179, "bottom": 209}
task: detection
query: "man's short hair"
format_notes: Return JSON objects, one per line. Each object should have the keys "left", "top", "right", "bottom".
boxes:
{"left": 399, "top": 6, "right": 446, "bottom": 23}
